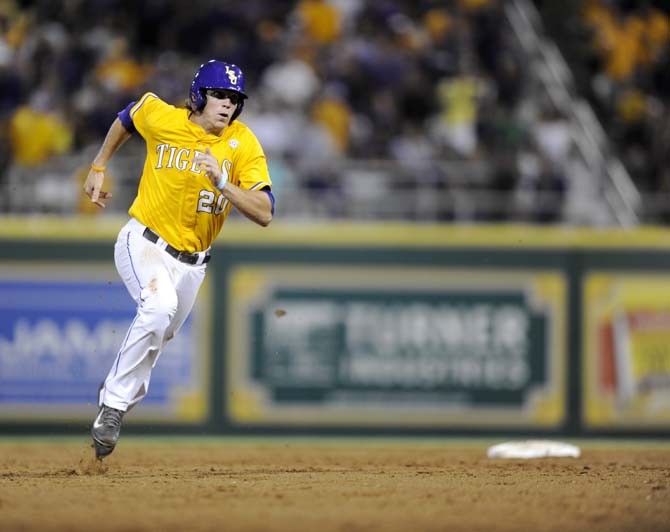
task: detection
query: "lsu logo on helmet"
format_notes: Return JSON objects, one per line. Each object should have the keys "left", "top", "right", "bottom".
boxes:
{"left": 225, "top": 65, "right": 238, "bottom": 85}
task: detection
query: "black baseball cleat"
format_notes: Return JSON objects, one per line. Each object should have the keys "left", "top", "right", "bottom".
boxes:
{"left": 91, "top": 404, "right": 125, "bottom": 459}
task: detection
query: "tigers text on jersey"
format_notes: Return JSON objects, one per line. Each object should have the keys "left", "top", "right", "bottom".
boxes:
{"left": 127, "top": 92, "right": 272, "bottom": 252}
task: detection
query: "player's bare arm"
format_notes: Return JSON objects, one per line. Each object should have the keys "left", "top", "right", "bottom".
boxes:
{"left": 221, "top": 183, "right": 273, "bottom": 227}
{"left": 83, "top": 118, "right": 132, "bottom": 208}
{"left": 194, "top": 147, "right": 273, "bottom": 227}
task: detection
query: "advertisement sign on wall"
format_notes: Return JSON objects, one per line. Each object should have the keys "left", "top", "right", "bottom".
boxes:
{"left": 226, "top": 266, "right": 567, "bottom": 428}
{"left": 584, "top": 273, "right": 670, "bottom": 428}
{"left": 0, "top": 265, "right": 209, "bottom": 422}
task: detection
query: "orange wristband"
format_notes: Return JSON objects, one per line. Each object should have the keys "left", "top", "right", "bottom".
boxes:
{"left": 91, "top": 164, "right": 106, "bottom": 172}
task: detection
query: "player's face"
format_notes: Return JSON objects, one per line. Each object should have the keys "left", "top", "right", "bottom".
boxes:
{"left": 199, "top": 89, "right": 241, "bottom": 133}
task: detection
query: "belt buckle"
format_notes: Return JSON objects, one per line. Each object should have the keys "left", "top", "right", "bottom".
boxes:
{"left": 181, "top": 252, "right": 197, "bottom": 265}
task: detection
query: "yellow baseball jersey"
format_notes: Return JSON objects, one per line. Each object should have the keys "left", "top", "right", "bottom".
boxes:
{"left": 127, "top": 92, "right": 271, "bottom": 252}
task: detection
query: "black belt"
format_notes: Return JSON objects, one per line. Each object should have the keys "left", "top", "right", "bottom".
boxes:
{"left": 142, "top": 228, "right": 211, "bottom": 265}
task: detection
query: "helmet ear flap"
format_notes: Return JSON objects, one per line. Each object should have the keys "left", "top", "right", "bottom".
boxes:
{"left": 191, "top": 89, "right": 206, "bottom": 111}
{"left": 230, "top": 100, "right": 244, "bottom": 122}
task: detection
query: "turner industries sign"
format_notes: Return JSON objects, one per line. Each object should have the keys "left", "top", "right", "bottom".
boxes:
{"left": 261, "top": 295, "right": 537, "bottom": 396}
{"left": 226, "top": 267, "right": 566, "bottom": 429}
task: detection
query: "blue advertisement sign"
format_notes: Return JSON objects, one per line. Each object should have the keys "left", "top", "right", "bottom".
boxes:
{"left": 0, "top": 277, "right": 203, "bottom": 420}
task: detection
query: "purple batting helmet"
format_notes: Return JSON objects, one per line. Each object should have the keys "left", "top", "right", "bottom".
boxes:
{"left": 190, "top": 60, "right": 248, "bottom": 121}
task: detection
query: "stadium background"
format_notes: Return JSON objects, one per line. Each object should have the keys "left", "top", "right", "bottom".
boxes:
{"left": 0, "top": 1, "right": 669, "bottom": 531}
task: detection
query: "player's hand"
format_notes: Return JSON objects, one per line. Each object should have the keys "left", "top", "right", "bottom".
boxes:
{"left": 83, "top": 167, "right": 112, "bottom": 208}
{"left": 194, "top": 147, "right": 222, "bottom": 187}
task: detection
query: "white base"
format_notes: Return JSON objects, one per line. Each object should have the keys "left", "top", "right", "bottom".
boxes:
{"left": 487, "top": 440, "right": 581, "bottom": 459}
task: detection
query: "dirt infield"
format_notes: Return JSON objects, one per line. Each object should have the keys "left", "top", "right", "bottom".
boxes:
{"left": 0, "top": 437, "right": 669, "bottom": 532}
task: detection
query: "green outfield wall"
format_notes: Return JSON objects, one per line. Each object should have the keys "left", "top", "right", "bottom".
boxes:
{"left": 1, "top": 217, "right": 670, "bottom": 436}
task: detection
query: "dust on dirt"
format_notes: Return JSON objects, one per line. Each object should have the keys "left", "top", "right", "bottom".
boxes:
{"left": 76, "top": 447, "right": 109, "bottom": 476}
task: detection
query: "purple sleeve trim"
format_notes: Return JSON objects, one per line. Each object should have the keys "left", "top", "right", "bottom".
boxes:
{"left": 117, "top": 101, "right": 137, "bottom": 133}
{"left": 263, "top": 188, "right": 275, "bottom": 215}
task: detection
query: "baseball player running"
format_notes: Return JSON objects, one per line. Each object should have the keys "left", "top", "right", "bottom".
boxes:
{"left": 83, "top": 60, "right": 274, "bottom": 459}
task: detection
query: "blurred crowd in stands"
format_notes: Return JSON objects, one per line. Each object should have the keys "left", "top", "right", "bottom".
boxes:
{"left": 538, "top": 0, "right": 669, "bottom": 210}
{"left": 0, "top": 0, "right": 665, "bottom": 222}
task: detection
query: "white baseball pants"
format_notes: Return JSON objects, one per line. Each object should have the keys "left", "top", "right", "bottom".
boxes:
{"left": 99, "top": 218, "right": 207, "bottom": 412}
